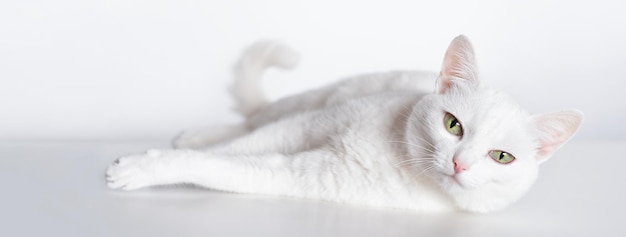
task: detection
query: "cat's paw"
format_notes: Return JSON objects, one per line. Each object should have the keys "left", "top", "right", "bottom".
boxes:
{"left": 106, "top": 150, "right": 165, "bottom": 190}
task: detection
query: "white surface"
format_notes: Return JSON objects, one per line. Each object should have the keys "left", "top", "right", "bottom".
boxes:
{"left": 1, "top": 0, "right": 625, "bottom": 141}
{"left": 1, "top": 140, "right": 623, "bottom": 236}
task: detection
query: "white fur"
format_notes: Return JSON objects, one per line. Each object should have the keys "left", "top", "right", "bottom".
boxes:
{"left": 107, "top": 36, "right": 583, "bottom": 213}
{"left": 231, "top": 40, "right": 300, "bottom": 116}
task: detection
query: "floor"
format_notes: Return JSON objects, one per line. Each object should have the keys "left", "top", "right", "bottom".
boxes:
{"left": 1, "top": 140, "right": 623, "bottom": 237}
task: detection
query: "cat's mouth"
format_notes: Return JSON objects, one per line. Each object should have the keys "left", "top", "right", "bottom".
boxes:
{"left": 451, "top": 175, "right": 464, "bottom": 187}
{"left": 444, "top": 173, "right": 466, "bottom": 189}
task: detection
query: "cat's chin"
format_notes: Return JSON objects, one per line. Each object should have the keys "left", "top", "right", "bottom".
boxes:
{"left": 434, "top": 170, "right": 536, "bottom": 213}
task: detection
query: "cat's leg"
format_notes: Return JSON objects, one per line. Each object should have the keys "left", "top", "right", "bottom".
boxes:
{"left": 210, "top": 111, "right": 338, "bottom": 155}
{"left": 108, "top": 109, "right": 341, "bottom": 190}
{"left": 106, "top": 147, "right": 357, "bottom": 201}
{"left": 172, "top": 124, "right": 248, "bottom": 149}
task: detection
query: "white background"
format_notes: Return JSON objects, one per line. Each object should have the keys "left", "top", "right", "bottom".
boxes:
{"left": 1, "top": 0, "right": 624, "bottom": 141}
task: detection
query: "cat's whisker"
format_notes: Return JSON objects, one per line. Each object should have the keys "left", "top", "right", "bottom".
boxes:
{"left": 414, "top": 165, "right": 437, "bottom": 179}
{"left": 394, "top": 156, "right": 435, "bottom": 168}
{"left": 407, "top": 134, "right": 436, "bottom": 150}
{"left": 396, "top": 154, "right": 435, "bottom": 160}
{"left": 391, "top": 156, "right": 432, "bottom": 167}
{"left": 385, "top": 139, "right": 430, "bottom": 147}
{"left": 398, "top": 163, "right": 432, "bottom": 170}
{"left": 399, "top": 104, "right": 414, "bottom": 120}
{"left": 394, "top": 156, "right": 430, "bottom": 162}
{"left": 398, "top": 154, "right": 435, "bottom": 160}
{"left": 394, "top": 158, "right": 433, "bottom": 167}
{"left": 386, "top": 140, "right": 436, "bottom": 154}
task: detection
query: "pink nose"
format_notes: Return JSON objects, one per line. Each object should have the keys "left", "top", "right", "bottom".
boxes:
{"left": 453, "top": 160, "right": 467, "bottom": 174}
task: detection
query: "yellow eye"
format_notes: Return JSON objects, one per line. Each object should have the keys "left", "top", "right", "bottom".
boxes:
{"left": 444, "top": 113, "right": 463, "bottom": 136}
{"left": 489, "top": 150, "right": 516, "bottom": 164}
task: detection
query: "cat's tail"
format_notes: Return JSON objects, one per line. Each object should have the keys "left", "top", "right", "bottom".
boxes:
{"left": 231, "top": 40, "right": 300, "bottom": 117}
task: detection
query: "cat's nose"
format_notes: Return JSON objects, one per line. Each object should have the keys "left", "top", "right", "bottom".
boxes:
{"left": 453, "top": 160, "right": 467, "bottom": 174}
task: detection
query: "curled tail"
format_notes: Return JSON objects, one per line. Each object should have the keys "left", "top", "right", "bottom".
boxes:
{"left": 231, "top": 40, "right": 300, "bottom": 117}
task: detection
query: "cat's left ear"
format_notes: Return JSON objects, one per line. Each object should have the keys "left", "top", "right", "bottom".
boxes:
{"left": 531, "top": 110, "right": 584, "bottom": 164}
{"left": 437, "top": 35, "right": 479, "bottom": 94}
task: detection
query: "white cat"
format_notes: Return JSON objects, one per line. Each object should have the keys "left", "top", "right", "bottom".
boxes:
{"left": 106, "top": 36, "right": 583, "bottom": 213}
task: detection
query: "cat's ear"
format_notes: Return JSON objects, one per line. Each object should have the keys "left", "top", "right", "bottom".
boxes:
{"left": 531, "top": 110, "right": 584, "bottom": 164}
{"left": 437, "top": 35, "right": 479, "bottom": 94}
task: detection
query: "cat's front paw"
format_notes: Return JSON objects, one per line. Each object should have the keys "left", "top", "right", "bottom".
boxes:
{"left": 106, "top": 150, "right": 166, "bottom": 190}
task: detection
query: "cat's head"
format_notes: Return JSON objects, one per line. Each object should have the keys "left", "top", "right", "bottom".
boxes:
{"left": 406, "top": 35, "right": 583, "bottom": 213}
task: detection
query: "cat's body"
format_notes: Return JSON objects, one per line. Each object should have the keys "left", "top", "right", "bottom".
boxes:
{"left": 106, "top": 36, "right": 583, "bottom": 213}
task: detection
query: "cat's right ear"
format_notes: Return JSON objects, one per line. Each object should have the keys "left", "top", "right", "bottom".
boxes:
{"left": 531, "top": 110, "right": 584, "bottom": 164}
{"left": 436, "top": 35, "right": 479, "bottom": 94}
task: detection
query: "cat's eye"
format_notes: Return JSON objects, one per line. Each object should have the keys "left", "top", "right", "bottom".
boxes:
{"left": 489, "top": 150, "right": 516, "bottom": 164}
{"left": 443, "top": 112, "right": 463, "bottom": 137}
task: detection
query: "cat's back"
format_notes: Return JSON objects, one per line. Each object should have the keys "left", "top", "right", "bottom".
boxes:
{"left": 247, "top": 70, "right": 437, "bottom": 128}
{"left": 325, "top": 70, "right": 437, "bottom": 104}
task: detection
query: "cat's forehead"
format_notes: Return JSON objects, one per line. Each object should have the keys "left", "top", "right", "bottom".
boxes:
{"left": 442, "top": 83, "right": 523, "bottom": 116}
{"left": 441, "top": 84, "right": 536, "bottom": 151}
